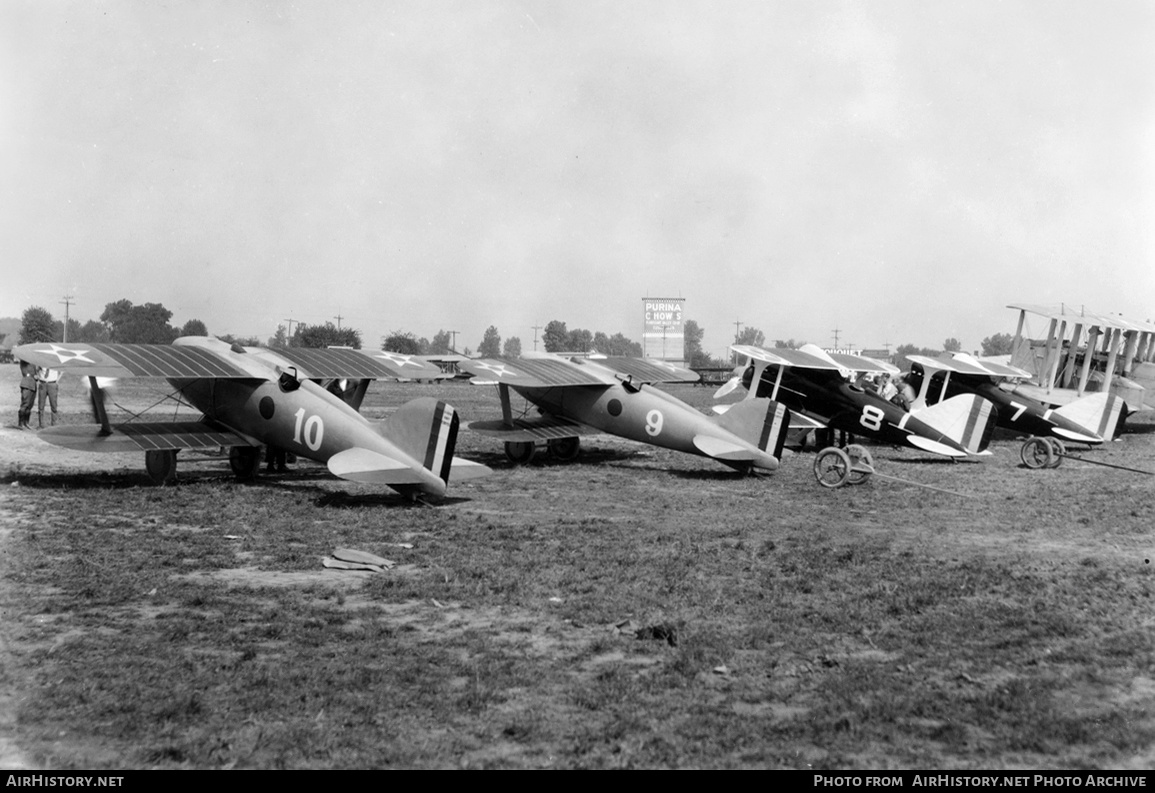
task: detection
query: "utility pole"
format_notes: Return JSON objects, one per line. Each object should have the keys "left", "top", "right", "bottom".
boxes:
{"left": 60, "top": 295, "right": 74, "bottom": 342}
{"left": 532, "top": 324, "right": 542, "bottom": 351}
{"left": 284, "top": 318, "right": 298, "bottom": 345}
{"left": 449, "top": 330, "right": 458, "bottom": 352}
{"left": 733, "top": 319, "right": 743, "bottom": 343}
{"left": 832, "top": 328, "right": 841, "bottom": 349}
{"left": 334, "top": 312, "right": 343, "bottom": 331}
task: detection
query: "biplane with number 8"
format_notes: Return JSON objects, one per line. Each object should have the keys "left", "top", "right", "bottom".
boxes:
{"left": 717, "top": 344, "right": 997, "bottom": 459}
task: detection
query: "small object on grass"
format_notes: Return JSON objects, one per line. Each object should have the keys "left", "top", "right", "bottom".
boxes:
{"left": 613, "top": 619, "right": 638, "bottom": 635}
{"left": 333, "top": 548, "right": 394, "bottom": 568}
{"left": 548, "top": 597, "right": 563, "bottom": 603}
{"left": 322, "top": 557, "right": 385, "bottom": 572}
{"left": 713, "top": 665, "right": 732, "bottom": 676}
{"left": 635, "top": 622, "right": 679, "bottom": 646}
{"left": 431, "top": 599, "right": 447, "bottom": 609}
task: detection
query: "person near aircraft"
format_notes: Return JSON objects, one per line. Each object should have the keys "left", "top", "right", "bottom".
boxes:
{"left": 17, "top": 359, "right": 37, "bottom": 430}
{"left": 878, "top": 373, "right": 898, "bottom": 402}
{"left": 890, "top": 374, "right": 915, "bottom": 409}
{"left": 35, "top": 365, "right": 62, "bottom": 428}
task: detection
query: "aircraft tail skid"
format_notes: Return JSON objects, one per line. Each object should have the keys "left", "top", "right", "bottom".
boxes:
{"left": 711, "top": 397, "right": 791, "bottom": 461}
{"left": 1051, "top": 392, "right": 1123, "bottom": 442}
{"left": 914, "top": 394, "right": 996, "bottom": 454}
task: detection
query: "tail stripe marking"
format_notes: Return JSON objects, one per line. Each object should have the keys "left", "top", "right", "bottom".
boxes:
{"left": 1098, "top": 395, "right": 1121, "bottom": 438}
{"left": 962, "top": 397, "right": 989, "bottom": 452}
{"left": 423, "top": 402, "right": 454, "bottom": 479}
{"left": 758, "top": 403, "right": 788, "bottom": 457}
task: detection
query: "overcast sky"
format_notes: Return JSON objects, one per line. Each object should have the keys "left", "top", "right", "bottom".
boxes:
{"left": 2, "top": 0, "right": 1152, "bottom": 357}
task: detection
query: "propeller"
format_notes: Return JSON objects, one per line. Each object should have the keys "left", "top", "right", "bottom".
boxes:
{"left": 714, "top": 376, "right": 742, "bottom": 399}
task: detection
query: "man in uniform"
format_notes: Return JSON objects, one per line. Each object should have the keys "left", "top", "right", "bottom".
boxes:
{"left": 17, "top": 360, "right": 37, "bottom": 429}
{"left": 36, "top": 365, "right": 62, "bottom": 428}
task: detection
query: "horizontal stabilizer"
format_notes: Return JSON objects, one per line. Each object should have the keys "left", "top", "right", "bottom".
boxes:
{"left": 1052, "top": 392, "right": 1122, "bottom": 442}
{"left": 36, "top": 422, "right": 255, "bottom": 453}
{"left": 905, "top": 435, "right": 968, "bottom": 458}
{"left": 450, "top": 457, "right": 492, "bottom": 481}
{"left": 691, "top": 435, "right": 759, "bottom": 461}
{"left": 914, "top": 394, "right": 995, "bottom": 453}
{"left": 327, "top": 448, "right": 426, "bottom": 485}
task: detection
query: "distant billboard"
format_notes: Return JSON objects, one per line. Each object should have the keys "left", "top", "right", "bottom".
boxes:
{"left": 642, "top": 297, "right": 685, "bottom": 363}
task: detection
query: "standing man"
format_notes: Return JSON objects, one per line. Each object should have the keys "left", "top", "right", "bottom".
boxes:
{"left": 36, "top": 365, "right": 62, "bottom": 428}
{"left": 17, "top": 359, "right": 37, "bottom": 430}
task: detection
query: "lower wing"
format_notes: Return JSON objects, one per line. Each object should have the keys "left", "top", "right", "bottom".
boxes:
{"left": 35, "top": 422, "right": 257, "bottom": 453}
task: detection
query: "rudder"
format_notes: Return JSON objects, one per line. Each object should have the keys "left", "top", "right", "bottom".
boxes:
{"left": 714, "top": 397, "right": 792, "bottom": 461}
{"left": 379, "top": 397, "right": 459, "bottom": 484}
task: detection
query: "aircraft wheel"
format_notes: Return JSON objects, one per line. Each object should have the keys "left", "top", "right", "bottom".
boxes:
{"left": 547, "top": 436, "right": 581, "bottom": 462}
{"left": 1020, "top": 437, "right": 1053, "bottom": 469}
{"left": 504, "top": 441, "right": 536, "bottom": 465}
{"left": 145, "top": 449, "right": 177, "bottom": 485}
{"left": 1044, "top": 438, "right": 1065, "bottom": 468}
{"left": 844, "top": 444, "right": 873, "bottom": 484}
{"left": 814, "top": 447, "right": 852, "bottom": 488}
{"left": 229, "top": 446, "right": 262, "bottom": 480}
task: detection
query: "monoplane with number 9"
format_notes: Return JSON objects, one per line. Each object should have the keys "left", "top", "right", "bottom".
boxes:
{"left": 13, "top": 336, "right": 490, "bottom": 499}
{"left": 460, "top": 352, "right": 793, "bottom": 473}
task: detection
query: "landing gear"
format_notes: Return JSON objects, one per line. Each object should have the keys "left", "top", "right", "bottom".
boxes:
{"left": 1019, "top": 437, "right": 1054, "bottom": 469}
{"left": 145, "top": 449, "right": 178, "bottom": 485}
{"left": 814, "top": 445, "right": 875, "bottom": 489}
{"left": 548, "top": 436, "right": 581, "bottom": 461}
{"left": 229, "top": 446, "right": 262, "bottom": 480}
{"left": 504, "top": 441, "right": 536, "bottom": 464}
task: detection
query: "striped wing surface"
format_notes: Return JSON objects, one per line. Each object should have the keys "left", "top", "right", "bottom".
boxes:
{"left": 13, "top": 343, "right": 248, "bottom": 379}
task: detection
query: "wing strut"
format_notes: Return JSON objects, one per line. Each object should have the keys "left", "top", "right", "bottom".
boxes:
{"left": 88, "top": 376, "right": 113, "bottom": 436}
{"left": 499, "top": 383, "right": 515, "bottom": 427}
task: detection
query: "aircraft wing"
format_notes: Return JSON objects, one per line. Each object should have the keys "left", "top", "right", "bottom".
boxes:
{"left": 35, "top": 421, "right": 258, "bottom": 453}
{"left": 823, "top": 351, "right": 900, "bottom": 374}
{"left": 459, "top": 357, "right": 616, "bottom": 387}
{"left": 730, "top": 345, "right": 841, "bottom": 370}
{"left": 254, "top": 347, "right": 444, "bottom": 380}
{"left": 908, "top": 354, "right": 992, "bottom": 376}
{"left": 13, "top": 342, "right": 252, "bottom": 379}
{"left": 467, "top": 415, "right": 599, "bottom": 442}
{"left": 594, "top": 357, "right": 701, "bottom": 384}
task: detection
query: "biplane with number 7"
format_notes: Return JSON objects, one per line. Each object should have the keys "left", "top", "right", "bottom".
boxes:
{"left": 12, "top": 336, "right": 490, "bottom": 499}
{"left": 717, "top": 344, "right": 997, "bottom": 459}
{"left": 460, "top": 352, "right": 793, "bottom": 473}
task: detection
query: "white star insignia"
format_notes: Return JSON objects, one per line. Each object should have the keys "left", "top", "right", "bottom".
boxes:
{"left": 474, "top": 361, "right": 518, "bottom": 378}
{"left": 374, "top": 351, "right": 421, "bottom": 367}
{"left": 37, "top": 344, "right": 96, "bottom": 364}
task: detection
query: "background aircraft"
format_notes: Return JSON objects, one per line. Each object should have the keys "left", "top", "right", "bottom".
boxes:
{"left": 1006, "top": 303, "right": 1154, "bottom": 414}
{"left": 905, "top": 352, "right": 1124, "bottom": 445}
{"left": 13, "top": 337, "right": 490, "bottom": 499}
{"left": 719, "top": 344, "right": 996, "bottom": 459}
{"left": 460, "top": 353, "right": 792, "bottom": 473}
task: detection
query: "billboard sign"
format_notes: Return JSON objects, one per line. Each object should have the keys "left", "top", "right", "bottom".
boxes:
{"left": 642, "top": 297, "right": 685, "bottom": 362}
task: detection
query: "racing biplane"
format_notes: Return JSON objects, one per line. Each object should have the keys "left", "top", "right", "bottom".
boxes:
{"left": 12, "top": 337, "right": 490, "bottom": 499}
{"left": 1006, "top": 303, "right": 1154, "bottom": 415}
{"left": 717, "top": 344, "right": 997, "bottom": 459}
{"left": 904, "top": 352, "right": 1124, "bottom": 445}
{"left": 461, "top": 353, "right": 792, "bottom": 473}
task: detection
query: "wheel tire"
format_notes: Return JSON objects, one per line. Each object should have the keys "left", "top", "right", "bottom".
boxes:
{"left": 145, "top": 449, "right": 177, "bottom": 485}
{"left": 504, "top": 441, "right": 536, "bottom": 464}
{"left": 814, "top": 447, "right": 852, "bottom": 488}
{"left": 547, "top": 436, "right": 581, "bottom": 462}
{"left": 844, "top": 444, "right": 874, "bottom": 484}
{"left": 229, "top": 446, "right": 262, "bottom": 480}
{"left": 1020, "top": 437, "right": 1053, "bottom": 469}
{"left": 1043, "top": 437, "right": 1065, "bottom": 468}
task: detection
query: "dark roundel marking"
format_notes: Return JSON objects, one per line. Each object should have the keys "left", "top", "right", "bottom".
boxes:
{"left": 259, "top": 396, "right": 276, "bottom": 420}
{"left": 607, "top": 398, "right": 623, "bottom": 417}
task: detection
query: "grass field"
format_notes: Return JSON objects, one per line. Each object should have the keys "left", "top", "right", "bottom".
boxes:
{"left": 1, "top": 363, "right": 1153, "bottom": 768}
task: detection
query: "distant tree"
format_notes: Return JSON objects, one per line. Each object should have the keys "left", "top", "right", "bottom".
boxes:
{"left": 19, "top": 306, "right": 57, "bottom": 344}
{"left": 592, "top": 331, "right": 610, "bottom": 353}
{"left": 181, "top": 318, "right": 209, "bottom": 337}
{"left": 567, "top": 328, "right": 593, "bottom": 352}
{"left": 542, "top": 320, "right": 568, "bottom": 352}
{"left": 429, "top": 329, "right": 454, "bottom": 354}
{"left": 74, "top": 319, "right": 110, "bottom": 343}
{"left": 606, "top": 332, "right": 642, "bottom": 357}
{"left": 100, "top": 300, "right": 178, "bottom": 344}
{"left": 268, "top": 324, "right": 289, "bottom": 348}
{"left": 735, "top": 326, "right": 765, "bottom": 348}
{"left": 294, "top": 321, "right": 361, "bottom": 349}
{"left": 943, "top": 337, "right": 962, "bottom": 352}
{"left": 981, "top": 333, "right": 1014, "bottom": 356}
{"left": 894, "top": 342, "right": 941, "bottom": 370}
{"left": 478, "top": 326, "right": 502, "bottom": 358}
{"left": 382, "top": 330, "right": 422, "bottom": 355}
{"left": 774, "top": 339, "right": 807, "bottom": 349}
{"left": 217, "top": 333, "right": 263, "bottom": 347}
{"left": 415, "top": 337, "right": 430, "bottom": 355}
{"left": 684, "top": 320, "right": 705, "bottom": 365}
{"left": 502, "top": 336, "right": 522, "bottom": 358}
{"left": 53, "top": 317, "right": 81, "bottom": 343}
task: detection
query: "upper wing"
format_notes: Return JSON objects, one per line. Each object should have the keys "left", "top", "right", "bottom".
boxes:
{"left": 593, "top": 357, "right": 700, "bottom": 384}
{"left": 731, "top": 344, "right": 898, "bottom": 374}
{"left": 459, "top": 357, "right": 615, "bottom": 387}
{"left": 253, "top": 347, "right": 444, "bottom": 381}
{"left": 910, "top": 353, "right": 1032, "bottom": 379}
{"left": 13, "top": 342, "right": 251, "bottom": 378}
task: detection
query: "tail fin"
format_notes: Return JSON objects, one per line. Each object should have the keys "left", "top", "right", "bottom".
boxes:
{"left": 713, "top": 397, "right": 792, "bottom": 461}
{"left": 1052, "top": 392, "right": 1124, "bottom": 442}
{"left": 914, "top": 394, "right": 996, "bottom": 453}
{"left": 378, "top": 397, "right": 460, "bottom": 484}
